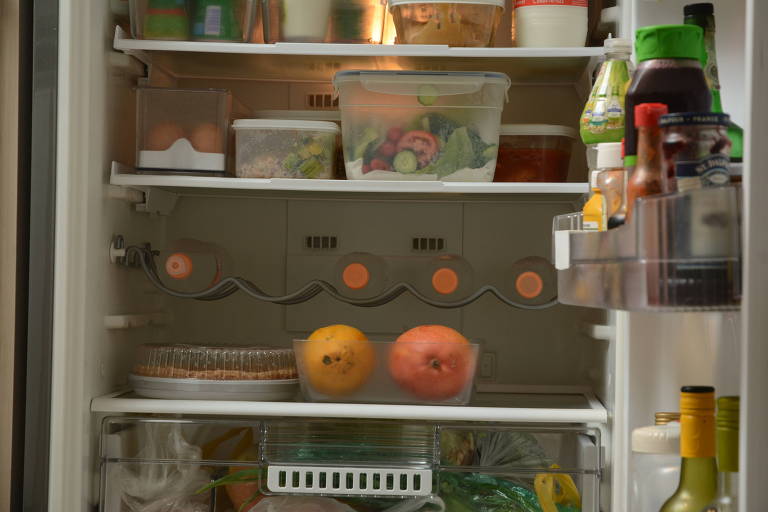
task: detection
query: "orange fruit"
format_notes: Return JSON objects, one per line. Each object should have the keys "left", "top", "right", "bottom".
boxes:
{"left": 302, "top": 325, "right": 375, "bottom": 396}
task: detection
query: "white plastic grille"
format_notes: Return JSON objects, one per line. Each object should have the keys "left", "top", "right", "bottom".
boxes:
{"left": 266, "top": 465, "right": 432, "bottom": 496}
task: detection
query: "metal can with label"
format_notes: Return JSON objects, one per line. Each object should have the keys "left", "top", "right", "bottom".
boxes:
{"left": 659, "top": 112, "right": 732, "bottom": 193}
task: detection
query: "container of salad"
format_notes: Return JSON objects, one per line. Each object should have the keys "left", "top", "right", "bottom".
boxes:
{"left": 334, "top": 70, "right": 510, "bottom": 181}
{"left": 233, "top": 119, "right": 339, "bottom": 179}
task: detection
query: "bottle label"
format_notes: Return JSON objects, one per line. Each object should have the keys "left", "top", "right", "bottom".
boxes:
{"left": 674, "top": 153, "right": 730, "bottom": 191}
{"left": 515, "top": 0, "right": 588, "bottom": 7}
{"left": 204, "top": 6, "right": 223, "bottom": 36}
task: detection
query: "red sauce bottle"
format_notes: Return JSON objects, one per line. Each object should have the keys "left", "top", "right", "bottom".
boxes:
{"left": 626, "top": 103, "right": 669, "bottom": 223}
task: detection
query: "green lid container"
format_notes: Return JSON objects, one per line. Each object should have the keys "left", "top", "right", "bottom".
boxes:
{"left": 635, "top": 24, "right": 704, "bottom": 62}
{"left": 716, "top": 396, "right": 739, "bottom": 472}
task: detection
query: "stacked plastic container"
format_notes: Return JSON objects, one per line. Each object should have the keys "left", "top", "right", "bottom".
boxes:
{"left": 334, "top": 70, "right": 511, "bottom": 181}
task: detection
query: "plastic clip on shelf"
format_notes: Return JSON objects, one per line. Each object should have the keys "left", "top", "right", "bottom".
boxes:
{"left": 120, "top": 245, "right": 558, "bottom": 310}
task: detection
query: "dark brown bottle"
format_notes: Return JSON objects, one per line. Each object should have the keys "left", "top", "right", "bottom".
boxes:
{"left": 624, "top": 25, "right": 712, "bottom": 167}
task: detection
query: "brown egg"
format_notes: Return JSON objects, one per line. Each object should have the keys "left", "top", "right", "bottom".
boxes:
{"left": 189, "top": 123, "right": 224, "bottom": 154}
{"left": 146, "top": 122, "right": 185, "bottom": 151}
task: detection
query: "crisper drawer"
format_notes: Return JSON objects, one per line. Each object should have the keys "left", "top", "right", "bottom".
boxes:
{"left": 99, "top": 417, "right": 601, "bottom": 512}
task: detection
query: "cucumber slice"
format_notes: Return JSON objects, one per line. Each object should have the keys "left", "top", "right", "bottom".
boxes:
{"left": 393, "top": 150, "right": 419, "bottom": 174}
{"left": 481, "top": 144, "right": 498, "bottom": 160}
{"left": 417, "top": 85, "right": 439, "bottom": 106}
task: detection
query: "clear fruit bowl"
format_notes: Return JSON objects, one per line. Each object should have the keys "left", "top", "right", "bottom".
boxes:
{"left": 293, "top": 339, "right": 479, "bottom": 405}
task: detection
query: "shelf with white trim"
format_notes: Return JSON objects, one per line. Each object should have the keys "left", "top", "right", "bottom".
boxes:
{"left": 113, "top": 27, "right": 602, "bottom": 83}
{"left": 91, "top": 384, "right": 607, "bottom": 424}
{"left": 110, "top": 162, "right": 589, "bottom": 199}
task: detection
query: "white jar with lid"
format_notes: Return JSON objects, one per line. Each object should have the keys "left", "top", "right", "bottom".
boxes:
{"left": 514, "top": 0, "right": 588, "bottom": 48}
{"left": 630, "top": 418, "right": 681, "bottom": 512}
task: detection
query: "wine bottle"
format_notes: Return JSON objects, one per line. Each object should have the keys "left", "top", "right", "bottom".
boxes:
{"left": 659, "top": 386, "right": 718, "bottom": 512}
{"left": 701, "top": 396, "right": 740, "bottom": 512}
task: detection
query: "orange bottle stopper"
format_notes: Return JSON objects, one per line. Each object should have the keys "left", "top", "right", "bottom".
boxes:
{"left": 342, "top": 263, "right": 370, "bottom": 290}
{"left": 432, "top": 267, "right": 459, "bottom": 295}
{"left": 166, "top": 252, "right": 193, "bottom": 280}
{"left": 516, "top": 271, "right": 543, "bottom": 299}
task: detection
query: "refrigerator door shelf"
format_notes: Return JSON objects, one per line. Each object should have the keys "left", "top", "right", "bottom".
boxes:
{"left": 552, "top": 185, "right": 742, "bottom": 311}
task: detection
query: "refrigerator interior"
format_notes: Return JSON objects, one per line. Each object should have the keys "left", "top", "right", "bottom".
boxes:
{"left": 41, "top": 0, "right": 752, "bottom": 511}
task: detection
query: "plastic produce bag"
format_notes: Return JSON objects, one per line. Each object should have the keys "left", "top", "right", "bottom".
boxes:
{"left": 474, "top": 431, "right": 551, "bottom": 469}
{"left": 113, "top": 422, "right": 213, "bottom": 512}
{"left": 247, "top": 497, "right": 358, "bottom": 512}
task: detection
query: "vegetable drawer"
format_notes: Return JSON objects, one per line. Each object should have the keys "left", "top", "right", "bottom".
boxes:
{"left": 100, "top": 417, "right": 601, "bottom": 511}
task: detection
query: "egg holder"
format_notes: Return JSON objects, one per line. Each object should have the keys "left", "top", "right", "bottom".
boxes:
{"left": 138, "top": 136, "right": 226, "bottom": 172}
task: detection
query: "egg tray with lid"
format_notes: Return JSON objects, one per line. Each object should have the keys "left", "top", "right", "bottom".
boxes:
{"left": 129, "top": 343, "right": 299, "bottom": 400}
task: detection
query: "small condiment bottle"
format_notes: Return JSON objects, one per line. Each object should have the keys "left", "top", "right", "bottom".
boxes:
{"left": 626, "top": 103, "right": 669, "bottom": 222}
{"left": 582, "top": 170, "right": 605, "bottom": 231}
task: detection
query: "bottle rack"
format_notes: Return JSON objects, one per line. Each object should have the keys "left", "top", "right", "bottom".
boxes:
{"left": 553, "top": 185, "right": 742, "bottom": 312}
{"left": 119, "top": 244, "right": 558, "bottom": 310}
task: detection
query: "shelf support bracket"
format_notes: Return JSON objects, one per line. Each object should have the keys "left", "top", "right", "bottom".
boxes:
{"left": 135, "top": 186, "right": 179, "bottom": 216}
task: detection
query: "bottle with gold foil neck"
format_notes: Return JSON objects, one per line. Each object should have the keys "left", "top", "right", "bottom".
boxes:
{"left": 660, "top": 386, "right": 718, "bottom": 512}
{"left": 702, "top": 396, "right": 739, "bottom": 512}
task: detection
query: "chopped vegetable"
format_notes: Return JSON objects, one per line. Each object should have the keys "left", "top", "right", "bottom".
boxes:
{"left": 397, "top": 130, "right": 440, "bottom": 167}
{"left": 418, "top": 84, "right": 440, "bottom": 106}
{"left": 393, "top": 150, "right": 419, "bottom": 174}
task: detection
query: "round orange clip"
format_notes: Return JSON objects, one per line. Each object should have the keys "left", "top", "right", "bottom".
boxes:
{"left": 342, "top": 263, "right": 370, "bottom": 290}
{"left": 432, "top": 267, "right": 459, "bottom": 295}
{"left": 515, "top": 271, "right": 543, "bottom": 299}
{"left": 166, "top": 253, "right": 193, "bottom": 280}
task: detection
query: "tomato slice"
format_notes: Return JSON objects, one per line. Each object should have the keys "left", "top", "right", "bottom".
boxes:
{"left": 396, "top": 130, "right": 439, "bottom": 167}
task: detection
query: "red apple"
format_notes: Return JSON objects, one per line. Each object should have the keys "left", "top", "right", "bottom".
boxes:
{"left": 388, "top": 325, "right": 474, "bottom": 400}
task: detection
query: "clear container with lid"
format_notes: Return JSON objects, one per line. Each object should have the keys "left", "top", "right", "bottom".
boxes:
{"left": 137, "top": 87, "right": 231, "bottom": 175}
{"left": 129, "top": 343, "right": 299, "bottom": 400}
{"left": 494, "top": 124, "right": 577, "bottom": 182}
{"left": 388, "top": 0, "right": 504, "bottom": 47}
{"left": 514, "top": 0, "right": 588, "bottom": 48}
{"left": 334, "top": 70, "right": 510, "bottom": 181}
{"left": 233, "top": 119, "right": 340, "bottom": 179}
{"left": 630, "top": 417, "right": 681, "bottom": 512}
{"left": 263, "top": 0, "right": 386, "bottom": 43}
{"left": 129, "top": 0, "right": 258, "bottom": 42}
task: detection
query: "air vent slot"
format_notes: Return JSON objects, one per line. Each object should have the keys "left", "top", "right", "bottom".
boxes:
{"left": 306, "top": 93, "right": 338, "bottom": 109}
{"left": 306, "top": 235, "right": 338, "bottom": 250}
{"left": 412, "top": 237, "right": 445, "bottom": 252}
{"left": 266, "top": 465, "right": 432, "bottom": 497}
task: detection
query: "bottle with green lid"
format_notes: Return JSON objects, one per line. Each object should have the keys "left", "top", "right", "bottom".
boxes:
{"left": 580, "top": 36, "right": 633, "bottom": 145}
{"left": 624, "top": 25, "right": 711, "bottom": 170}
{"left": 701, "top": 396, "right": 739, "bottom": 512}
{"left": 683, "top": 2, "right": 744, "bottom": 160}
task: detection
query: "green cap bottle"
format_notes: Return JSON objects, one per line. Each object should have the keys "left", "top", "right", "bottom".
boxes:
{"left": 635, "top": 24, "right": 704, "bottom": 62}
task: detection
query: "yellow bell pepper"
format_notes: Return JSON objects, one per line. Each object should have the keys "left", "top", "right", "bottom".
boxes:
{"left": 534, "top": 464, "right": 581, "bottom": 512}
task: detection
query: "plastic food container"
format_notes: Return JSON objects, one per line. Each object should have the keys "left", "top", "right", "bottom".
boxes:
{"left": 389, "top": 0, "right": 504, "bottom": 46}
{"left": 514, "top": 0, "right": 588, "bottom": 48}
{"left": 129, "top": 343, "right": 299, "bottom": 400}
{"left": 137, "top": 87, "right": 231, "bottom": 175}
{"left": 263, "top": 0, "right": 386, "bottom": 43}
{"left": 294, "top": 339, "right": 479, "bottom": 405}
{"left": 233, "top": 119, "right": 339, "bottom": 179}
{"left": 334, "top": 70, "right": 510, "bottom": 182}
{"left": 494, "top": 124, "right": 576, "bottom": 182}
{"left": 129, "top": 0, "right": 257, "bottom": 42}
